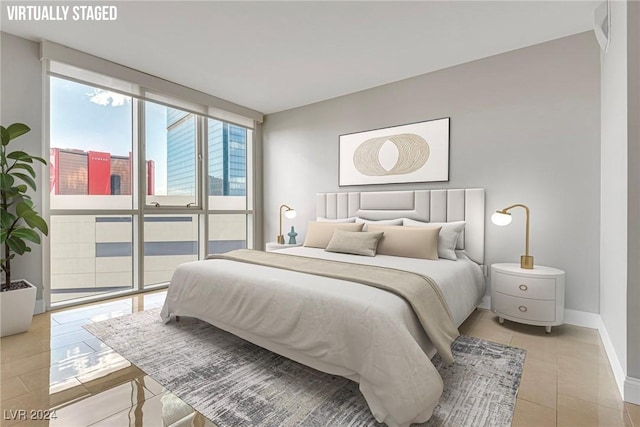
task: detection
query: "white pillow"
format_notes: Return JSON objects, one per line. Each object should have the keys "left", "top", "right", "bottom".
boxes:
{"left": 403, "top": 219, "right": 466, "bottom": 261}
{"left": 355, "top": 217, "right": 403, "bottom": 231}
{"left": 316, "top": 217, "right": 357, "bottom": 223}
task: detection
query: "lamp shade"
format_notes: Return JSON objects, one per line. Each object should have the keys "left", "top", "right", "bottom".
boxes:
{"left": 284, "top": 209, "right": 297, "bottom": 219}
{"left": 491, "top": 211, "right": 512, "bottom": 226}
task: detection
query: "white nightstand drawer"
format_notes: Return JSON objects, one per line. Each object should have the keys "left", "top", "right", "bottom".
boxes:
{"left": 494, "top": 292, "right": 556, "bottom": 322}
{"left": 494, "top": 272, "right": 556, "bottom": 300}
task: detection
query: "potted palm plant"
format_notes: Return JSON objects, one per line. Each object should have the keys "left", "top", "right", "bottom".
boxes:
{"left": 1, "top": 123, "right": 48, "bottom": 337}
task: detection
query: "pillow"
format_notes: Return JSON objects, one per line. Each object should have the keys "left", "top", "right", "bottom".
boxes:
{"left": 303, "top": 222, "right": 364, "bottom": 248}
{"left": 316, "top": 217, "right": 357, "bottom": 223}
{"left": 367, "top": 224, "right": 441, "bottom": 260}
{"left": 403, "top": 219, "right": 466, "bottom": 261}
{"left": 355, "top": 217, "right": 403, "bottom": 231}
{"left": 325, "top": 229, "right": 384, "bottom": 257}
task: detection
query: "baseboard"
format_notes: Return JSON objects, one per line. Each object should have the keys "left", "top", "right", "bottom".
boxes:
{"left": 552, "top": 307, "right": 626, "bottom": 397}
{"left": 564, "top": 310, "right": 632, "bottom": 402}
{"left": 478, "top": 295, "right": 491, "bottom": 310}
{"left": 563, "top": 308, "right": 601, "bottom": 329}
{"left": 33, "top": 299, "right": 45, "bottom": 315}
{"left": 625, "top": 377, "right": 640, "bottom": 405}
{"left": 481, "top": 297, "right": 627, "bottom": 398}
{"left": 597, "top": 317, "right": 627, "bottom": 398}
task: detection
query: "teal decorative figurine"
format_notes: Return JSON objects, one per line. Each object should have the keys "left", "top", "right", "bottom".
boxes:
{"left": 288, "top": 226, "right": 298, "bottom": 244}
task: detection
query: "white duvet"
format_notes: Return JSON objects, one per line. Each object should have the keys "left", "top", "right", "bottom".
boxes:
{"left": 161, "top": 247, "right": 484, "bottom": 427}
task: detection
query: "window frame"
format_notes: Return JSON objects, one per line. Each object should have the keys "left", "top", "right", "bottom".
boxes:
{"left": 44, "top": 70, "right": 255, "bottom": 310}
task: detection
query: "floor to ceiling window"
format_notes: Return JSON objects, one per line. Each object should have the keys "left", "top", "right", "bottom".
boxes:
{"left": 47, "top": 71, "right": 254, "bottom": 306}
{"left": 142, "top": 102, "right": 200, "bottom": 288}
{"left": 49, "top": 77, "right": 136, "bottom": 304}
{"left": 207, "top": 118, "right": 251, "bottom": 255}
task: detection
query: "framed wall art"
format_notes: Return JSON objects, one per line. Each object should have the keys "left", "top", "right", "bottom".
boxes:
{"left": 339, "top": 117, "right": 450, "bottom": 186}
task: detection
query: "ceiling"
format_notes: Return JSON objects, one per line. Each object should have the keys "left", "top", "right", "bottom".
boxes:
{"left": 2, "top": 1, "right": 598, "bottom": 114}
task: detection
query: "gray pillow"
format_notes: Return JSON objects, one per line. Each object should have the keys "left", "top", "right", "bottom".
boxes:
{"left": 325, "top": 229, "right": 384, "bottom": 257}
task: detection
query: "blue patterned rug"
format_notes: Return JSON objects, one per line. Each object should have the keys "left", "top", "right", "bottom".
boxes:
{"left": 85, "top": 309, "right": 525, "bottom": 427}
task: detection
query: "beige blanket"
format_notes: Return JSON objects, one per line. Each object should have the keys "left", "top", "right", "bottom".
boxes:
{"left": 207, "top": 249, "right": 459, "bottom": 363}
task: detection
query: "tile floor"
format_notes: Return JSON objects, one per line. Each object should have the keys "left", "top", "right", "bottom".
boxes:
{"left": 0, "top": 291, "right": 637, "bottom": 426}
{"left": 1, "top": 291, "right": 214, "bottom": 427}
{"left": 460, "top": 309, "right": 638, "bottom": 427}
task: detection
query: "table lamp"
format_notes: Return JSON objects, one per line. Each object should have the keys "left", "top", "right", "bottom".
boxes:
{"left": 277, "top": 204, "right": 297, "bottom": 244}
{"left": 491, "top": 203, "right": 533, "bottom": 269}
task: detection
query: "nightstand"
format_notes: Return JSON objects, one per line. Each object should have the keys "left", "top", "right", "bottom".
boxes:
{"left": 265, "top": 242, "right": 302, "bottom": 252}
{"left": 491, "top": 263, "right": 565, "bottom": 333}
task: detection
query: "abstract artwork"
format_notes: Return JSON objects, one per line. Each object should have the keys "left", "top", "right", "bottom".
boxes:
{"left": 339, "top": 117, "right": 450, "bottom": 186}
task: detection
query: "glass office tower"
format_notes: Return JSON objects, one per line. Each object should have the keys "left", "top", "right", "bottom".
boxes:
{"left": 207, "top": 119, "right": 247, "bottom": 196}
{"left": 167, "top": 109, "right": 247, "bottom": 196}
{"left": 166, "top": 109, "right": 196, "bottom": 195}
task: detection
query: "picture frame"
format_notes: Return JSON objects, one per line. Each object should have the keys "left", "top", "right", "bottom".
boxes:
{"left": 339, "top": 117, "right": 450, "bottom": 186}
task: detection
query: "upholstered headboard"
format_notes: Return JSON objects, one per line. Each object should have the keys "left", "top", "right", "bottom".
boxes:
{"left": 316, "top": 189, "right": 485, "bottom": 264}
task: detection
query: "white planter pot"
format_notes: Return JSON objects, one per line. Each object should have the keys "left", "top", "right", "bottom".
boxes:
{"left": 1, "top": 280, "right": 37, "bottom": 337}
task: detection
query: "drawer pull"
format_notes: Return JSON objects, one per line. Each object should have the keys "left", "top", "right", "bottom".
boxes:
{"left": 518, "top": 305, "right": 528, "bottom": 312}
{"left": 519, "top": 284, "right": 528, "bottom": 291}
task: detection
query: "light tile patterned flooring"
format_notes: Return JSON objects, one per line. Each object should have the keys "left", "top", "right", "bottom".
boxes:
{"left": 460, "top": 309, "right": 638, "bottom": 427}
{"left": 0, "top": 291, "right": 637, "bottom": 426}
{"left": 1, "top": 291, "right": 213, "bottom": 427}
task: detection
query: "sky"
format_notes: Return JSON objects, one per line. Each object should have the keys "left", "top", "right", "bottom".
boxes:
{"left": 50, "top": 77, "right": 169, "bottom": 194}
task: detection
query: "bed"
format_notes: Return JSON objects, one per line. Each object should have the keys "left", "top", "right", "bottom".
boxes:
{"left": 161, "top": 189, "right": 485, "bottom": 427}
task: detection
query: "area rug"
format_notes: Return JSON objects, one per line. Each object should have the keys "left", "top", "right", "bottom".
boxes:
{"left": 85, "top": 309, "right": 525, "bottom": 427}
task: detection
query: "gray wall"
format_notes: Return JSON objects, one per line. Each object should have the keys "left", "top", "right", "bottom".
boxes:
{"left": 263, "top": 32, "right": 601, "bottom": 313}
{"left": 0, "top": 33, "right": 45, "bottom": 301}
{"left": 599, "top": 0, "right": 640, "bottom": 398}
{"left": 627, "top": 0, "right": 640, "bottom": 382}
{"left": 600, "top": 0, "right": 629, "bottom": 377}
